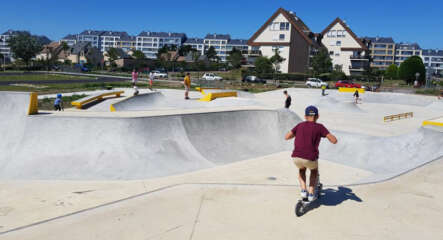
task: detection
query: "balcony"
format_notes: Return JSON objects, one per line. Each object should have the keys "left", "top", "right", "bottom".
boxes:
{"left": 350, "top": 55, "right": 370, "bottom": 61}
{"left": 248, "top": 50, "right": 262, "bottom": 56}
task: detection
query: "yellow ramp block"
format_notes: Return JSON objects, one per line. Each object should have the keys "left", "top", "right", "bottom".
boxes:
{"left": 199, "top": 91, "right": 237, "bottom": 102}
{"left": 422, "top": 117, "right": 443, "bottom": 127}
{"left": 338, "top": 87, "right": 365, "bottom": 93}
{"left": 28, "top": 92, "right": 39, "bottom": 115}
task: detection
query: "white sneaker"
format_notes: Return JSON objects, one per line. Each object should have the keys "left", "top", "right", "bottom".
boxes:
{"left": 300, "top": 190, "right": 308, "bottom": 198}
{"left": 308, "top": 193, "right": 316, "bottom": 202}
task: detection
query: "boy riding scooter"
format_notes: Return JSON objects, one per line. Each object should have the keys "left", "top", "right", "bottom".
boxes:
{"left": 285, "top": 106, "right": 337, "bottom": 201}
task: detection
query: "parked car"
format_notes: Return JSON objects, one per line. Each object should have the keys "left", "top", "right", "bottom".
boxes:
{"left": 151, "top": 70, "right": 168, "bottom": 79}
{"left": 201, "top": 73, "right": 223, "bottom": 81}
{"left": 305, "top": 78, "right": 327, "bottom": 88}
{"left": 243, "top": 75, "right": 266, "bottom": 83}
{"left": 335, "top": 80, "right": 361, "bottom": 88}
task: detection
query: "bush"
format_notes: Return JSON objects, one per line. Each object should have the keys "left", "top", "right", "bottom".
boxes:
{"left": 398, "top": 56, "right": 426, "bottom": 84}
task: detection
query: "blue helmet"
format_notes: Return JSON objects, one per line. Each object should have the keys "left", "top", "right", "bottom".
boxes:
{"left": 57, "top": 93, "right": 62, "bottom": 98}
{"left": 305, "top": 106, "right": 319, "bottom": 116}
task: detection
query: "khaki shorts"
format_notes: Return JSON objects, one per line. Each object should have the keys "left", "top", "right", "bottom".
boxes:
{"left": 184, "top": 85, "right": 190, "bottom": 91}
{"left": 293, "top": 157, "right": 318, "bottom": 170}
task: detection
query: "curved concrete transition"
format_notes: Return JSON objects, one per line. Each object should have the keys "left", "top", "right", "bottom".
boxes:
{"left": 0, "top": 91, "right": 301, "bottom": 180}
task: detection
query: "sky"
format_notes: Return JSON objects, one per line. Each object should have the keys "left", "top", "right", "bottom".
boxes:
{"left": 1, "top": 0, "right": 442, "bottom": 49}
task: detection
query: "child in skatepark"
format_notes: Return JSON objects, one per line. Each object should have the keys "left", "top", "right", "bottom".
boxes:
{"left": 54, "top": 93, "right": 64, "bottom": 111}
{"left": 285, "top": 106, "right": 337, "bottom": 201}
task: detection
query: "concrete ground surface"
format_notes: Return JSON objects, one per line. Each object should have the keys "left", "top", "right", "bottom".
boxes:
{"left": 1, "top": 87, "right": 443, "bottom": 239}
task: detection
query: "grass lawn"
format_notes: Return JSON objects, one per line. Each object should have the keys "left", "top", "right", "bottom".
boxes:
{"left": 415, "top": 88, "right": 442, "bottom": 96}
{"left": 0, "top": 73, "right": 96, "bottom": 81}
{"left": 39, "top": 94, "right": 87, "bottom": 110}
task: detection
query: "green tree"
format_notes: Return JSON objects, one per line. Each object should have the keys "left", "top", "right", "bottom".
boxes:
{"left": 105, "top": 48, "right": 121, "bottom": 63}
{"left": 86, "top": 47, "right": 103, "bottom": 68}
{"left": 205, "top": 46, "right": 218, "bottom": 62}
{"left": 178, "top": 45, "right": 195, "bottom": 56}
{"left": 270, "top": 49, "right": 285, "bottom": 73}
{"left": 398, "top": 56, "right": 426, "bottom": 84}
{"left": 227, "top": 47, "right": 243, "bottom": 69}
{"left": 132, "top": 50, "right": 146, "bottom": 60}
{"left": 385, "top": 64, "right": 399, "bottom": 79}
{"left": 311, "top": 48, "right": 332, "bottom": 76}
{"left": 254, "top": 56, "right": 273, "bottom": 75}
{"left": 7, "top": 32, "right": 43, "bottom": 66}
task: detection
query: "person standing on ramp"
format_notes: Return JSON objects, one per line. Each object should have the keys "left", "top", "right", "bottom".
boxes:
{"left": 353, "top": 89, "right": 360, "bottom": 104}
{"left": 285, "top": 106, "right": 337, "bottom": 201}
{"left": 284, "top": 90, "right": 291, "bottom": 108}
{"left": 184, "top": 73, "right": 191, "bottom": 100}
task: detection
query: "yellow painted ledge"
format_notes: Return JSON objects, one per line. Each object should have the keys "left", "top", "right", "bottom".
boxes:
{"left": 338, "top": 87, "right": 365, "bottom": 93}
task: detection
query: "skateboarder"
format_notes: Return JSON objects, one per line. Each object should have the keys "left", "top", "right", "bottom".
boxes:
{"left": 285, "top": 106, "right": 337, "bottom": 201}
{"left": 353, "top": 89, "right": 360, "bottom": 104}
{"left": 54, "top": 93, "right": 64, "bottom": 111}
{"left": 184, "top": 73, "right": 191, "bottom": 100}
{"left": 284, "top": 90, "right": 291, "bottom": 108}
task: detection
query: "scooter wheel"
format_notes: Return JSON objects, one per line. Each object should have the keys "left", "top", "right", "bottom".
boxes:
{"left": 295, "top": 201, "right": 305, "bottom": 217}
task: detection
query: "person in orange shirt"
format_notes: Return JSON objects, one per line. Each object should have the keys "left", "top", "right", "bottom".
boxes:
{"left": 184, "top": 73, "right": 191, "bottom": 100}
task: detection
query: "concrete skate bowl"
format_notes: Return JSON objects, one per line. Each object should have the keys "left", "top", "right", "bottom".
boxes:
{"left": 319, "top": 127, "right": 443, "bottom": 183}
{"left": 314, "top": 96, "right": 364, "bottom": 113}
{"left": 111, "top": 90, "right": 260, "bottom": 111}
{"left": 0, "top": 92, "right": 301, "bottom": 180}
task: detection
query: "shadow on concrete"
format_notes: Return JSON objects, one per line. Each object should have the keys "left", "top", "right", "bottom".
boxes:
{"left": 319, "top": 186, "right": 363, "bottom": 206}
{"left": 295, "top": 186, "right": 362, "bottom": 217}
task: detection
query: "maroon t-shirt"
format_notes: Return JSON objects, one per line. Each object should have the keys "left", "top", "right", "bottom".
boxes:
{"left": 291, "top": 121, "right": 330, "bottom": 161}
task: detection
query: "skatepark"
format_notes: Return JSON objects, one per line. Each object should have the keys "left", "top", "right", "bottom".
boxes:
{"left": 1, "top": 87, "right": 443, "bottom": 239}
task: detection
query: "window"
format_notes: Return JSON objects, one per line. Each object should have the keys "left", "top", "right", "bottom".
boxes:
{"left": 337, "top": 30, "right": 345, "bottom": 37}
{"left": 279, "top": 34, "right": 285, "bottom": 40}
{"left": 336, "top": 41, "right": 341, "bottom": 46}
{"left": 329, "top": 51, "right": 334, "bottom": 55}
{"left": 280, "top": 22, "right": 290, "bottom": 30}
{"left": 269, "top": 22, "right": 279, "bottom": 31}
{"left": 328, "top": 30, "right": 336, "bottom": 37}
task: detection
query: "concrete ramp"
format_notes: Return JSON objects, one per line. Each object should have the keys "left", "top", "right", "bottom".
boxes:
{"left": 320, "top": 127, "right": 443, "bottom": 182}
{"left": 314, "top": 96, "right": 364, "bottom": 113}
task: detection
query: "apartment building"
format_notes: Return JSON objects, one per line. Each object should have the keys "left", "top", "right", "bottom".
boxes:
{"left": 248, "top": 8, "right": 323, "bottom": 73}
{"left": 363, "top": 37, "right": 395, "bottom": 70}
{"left": 136, "top": 32, "right": 186, "bottom": 59}
{"left": 183, "top": 36, "right": 248, "bottom": 61}
{"left": 59, "top": 34, "right": 77, "bottom": 46}
{"left": 77, "top": 30, "right": 105, "bottom": 49}
{"left": 118, "top": 35, "right": 136, "bottom": 52}
{"left": 100, "top": 31, "right": 134, "bottom": 52}
{"left": 183, "top": 38, "right": 205, "bottom": 55}
{"left": 422, "top": 49, "right": 443, "bottom": 75}
{"left": 395, "top": 42, "right": 421, "bottom": 66}
{"left": 321, "top": 18, "right": 370, "bottom": 76}
{"left": 0, "top": 30, "right": 22, "bottom": 61}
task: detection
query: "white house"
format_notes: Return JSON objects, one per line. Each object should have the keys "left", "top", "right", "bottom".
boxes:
{"left": 321, "top": 18, "right": 370, "bottom": 76}
{"left": 248, "top": 8, "right": 322, "bottom": 73}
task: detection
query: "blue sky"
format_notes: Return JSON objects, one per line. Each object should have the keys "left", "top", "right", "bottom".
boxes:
{"left": 1, "top": 0, "right": 442, "bottom": 49}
